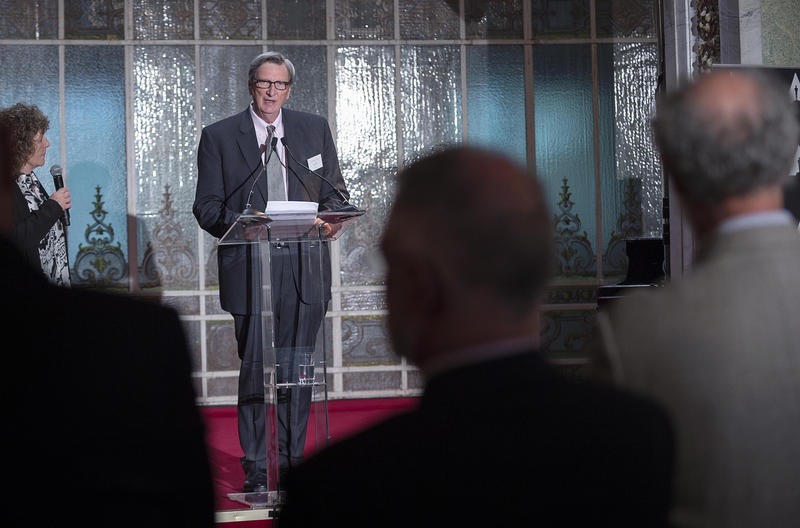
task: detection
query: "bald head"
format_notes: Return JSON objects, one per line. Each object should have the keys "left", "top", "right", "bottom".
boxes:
{"left": 653, "top": 70, "right": 799, "bottom": 205}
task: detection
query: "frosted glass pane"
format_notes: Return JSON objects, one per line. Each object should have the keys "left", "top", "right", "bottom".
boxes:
{"left": 534, "top": 44, "right": 597, "bottom": 278}
{"left": 531, "top": 0, "right": 590, "bottom": 38}
{"left": 133, "top": 0, "right": 193, "bottom": 40}
{"left": 64, "top": 46, "right": 128, "bottom": 283}
{"left": 401, "top": 45, "right": 462, "bottom": 164}
{"left": 596, "top": 0, "right": 656, "bottom": 38}
{"left": 598, "top": 43, "right": 662, "bottom": 275}
{"left": 65, "top": 0, "right": 125, "bottom": 39}
{"left": 342, "top": 316, "right": 396, "bottom": 366}
{"left": 200, "top": 0, "right": 261, "bottom": 39}
{"left": 134, "top": 46, "right": 198, "bottom": 290}
{"left": 0, "top": 0, "right": 58, "bottom": 39}
{"left": 268, "top": 0, "right": 326, "bottom": 39}
{"left": 199, "top": 46, "right": 256, "bottom": 127}
{"left": 280, "top": 46, "right": 328, "bottom": 117}
{"left": 465, "top": 0, "right": 524, "bottom": 39}
{"left": 336, "top": 0, "right": 394, "bottom": 40}
{"left": 466, "top": 46, "right": 526, "bottom": 166}
{"left": 336, "top": 46, "right": 397, "bottom": 286}
{"left": 0, "top": 45, "right": 61, "bottom": 179}
{"left": 399, "top": 0, "right": 459, "bottom": 39}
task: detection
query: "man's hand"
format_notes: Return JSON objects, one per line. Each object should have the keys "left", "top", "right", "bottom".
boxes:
{"left": 314, "top": 218, "right": 341, "bottom": 238}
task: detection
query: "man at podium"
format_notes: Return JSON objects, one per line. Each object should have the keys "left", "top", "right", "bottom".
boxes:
{"left": 193, "top": 51, "right": 350, "bottom": 492}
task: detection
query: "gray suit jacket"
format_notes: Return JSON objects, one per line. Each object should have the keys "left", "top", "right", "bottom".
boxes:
{"left": 587, "top": 223, "right": 800, "bottom": 528}
{"left": 193, "top": 107, "right": 348, "bottom": 314}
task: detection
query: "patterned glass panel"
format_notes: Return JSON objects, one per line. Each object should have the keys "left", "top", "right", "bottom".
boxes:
{"left": 0, "top": 0, "right": 58, "bottom": 39}
{"left": 465, "top": 0, "right": 524, "bottom": 39}
{"left": 399, "top": 0, "right": 459, "bottom": 40}
{"left": 200, "top": 0, "right": 261, "bottom": 39}
{"left": 133, "top": 0, "right": 193, "bottom": 40}
{"left": 540, "top": 309, "right": 595, "bottom": 359}
{"left": 268, "top": 0, "right": 326, "bottom": 40}
{"left": 199, "top": 46, "right": 255, "bottom": 127}
{"left": 180, "top": 319, "right": 202, "bottom": 370}
{"left": 335, "top": 0, "right": 394, "bottom": 40}
{"left": 596, "top": 0, "right": 656, "bottom": 39}
{"left": 206, "top": 320, "right": 239, "bottom": 371}
{"left": 534, "top": 44, "right": 597, "bottom": 278}
{"left": 466, "top": 45, "right": 526, "bottom": 166}
{"left": 336, "top": 46, "right": 397, "bottom": 286}
{"left": 203, "top": 231, "right": 219, "bottom": 289}
{"left": 134, "top": 46, "right": 198, "bottom": 290}
{"left": 597, "top": 43, "right": 662, "bottom": 276}
{"left": 401, "top": 45, "right": 462, "bottom": 164}
{"left": 341, "top": 290, "right": 388, "bottom": 311}
{"left": 0, "top": 45, "right": 61, "bottom": 175}
{"left": 163, "top": 295, "right": 200, "bottom": 315}
{"left": 65, "top": 0, "right": 125, "bottom": 40}
{"left": 531, "top": 0, "right": 590, "bottom": 39}
{"left": 342, "top": 316, "right": 396, "bottom": 366}
{"left": 343, "top": 371, "right": 402, "bottom": 391}
{"left": 280, "top": 45, "right": 328, "bottom": 117}
{"left": 65, "top": 46, "right": 128, "bottom": 286}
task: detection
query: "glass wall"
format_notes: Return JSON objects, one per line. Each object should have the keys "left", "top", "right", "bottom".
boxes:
{"left": 0, "top": 0, "right": 662, "bottom": 402}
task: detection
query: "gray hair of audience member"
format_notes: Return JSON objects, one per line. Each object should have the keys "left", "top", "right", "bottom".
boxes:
{"left": 652, "top": 70, "right": 799, "bottom": 204}
{"left": 248, "top": 51, "right": 296, "bottom": 85}
{"left": 387, "top": 146, "right": 555, "bottom": 314}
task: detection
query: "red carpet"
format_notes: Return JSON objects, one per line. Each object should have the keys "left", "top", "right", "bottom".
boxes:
{"left": 202, "top": 397, "right": 418, "bottom": 525}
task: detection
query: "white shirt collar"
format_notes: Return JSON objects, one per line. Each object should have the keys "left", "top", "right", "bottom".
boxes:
{"left": 716, "top": 210, "right": 795, "bottom": 234}
{"left": 249, "top": 105, "right": 284, "bottom": 142}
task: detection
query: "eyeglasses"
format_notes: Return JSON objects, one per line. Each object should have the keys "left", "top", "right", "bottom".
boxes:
{"left": 253, "top": 79, "right": 290, "bottom": 91}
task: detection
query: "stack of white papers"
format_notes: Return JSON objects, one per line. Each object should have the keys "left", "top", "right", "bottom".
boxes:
{"left": 265, "top": 201, "right": 318, "bottom": 218}
{"left": 264, "top": 201, "right": 318, "bottom": 239}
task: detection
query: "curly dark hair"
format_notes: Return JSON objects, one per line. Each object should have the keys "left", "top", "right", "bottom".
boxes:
{"left": 0, "top": 103, "right": 50, "bottom": 175}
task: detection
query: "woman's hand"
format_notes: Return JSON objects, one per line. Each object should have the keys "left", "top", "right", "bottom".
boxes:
{"left": 50, "top": 187, "right": 71, "bottom": 211}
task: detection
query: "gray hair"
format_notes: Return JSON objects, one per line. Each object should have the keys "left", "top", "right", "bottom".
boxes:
{"left": 652, "top": 70, "right": 799, "bottom": 203}
{"left": 248, "top": 51, "right": 296, "bottom": 85}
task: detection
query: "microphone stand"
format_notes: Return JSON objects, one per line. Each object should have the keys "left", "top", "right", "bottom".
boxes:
{"left": 280, "top": 138, "right": 360, "bottom": 213}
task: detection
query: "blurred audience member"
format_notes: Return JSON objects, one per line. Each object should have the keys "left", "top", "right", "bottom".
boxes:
{"left": 0, "top": 118, "right": 215, "bottom": 527}
{"left": 279, "top": 146, "right": 674, "bottom": 527}
{"left": 585, "top": 70, "right": 800, "bottom": 527}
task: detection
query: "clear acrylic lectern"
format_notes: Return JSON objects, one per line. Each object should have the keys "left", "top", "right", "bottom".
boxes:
{"left": 218, "top": 206, "right": 364, "bottom": 509}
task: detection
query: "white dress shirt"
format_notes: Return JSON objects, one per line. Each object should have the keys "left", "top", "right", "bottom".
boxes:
{"left": 249, "top": 104, "right": 288, "bottom": 200}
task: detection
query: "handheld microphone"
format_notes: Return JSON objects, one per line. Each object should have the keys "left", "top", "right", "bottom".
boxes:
{"left": 242, "top": 136, "right": 278, "bottom": 215}
{"left": 49, "top": 164, "right": 70, "bottom": 226}
{"left": 280, "top": 137, "right": 359, "bottom": 212}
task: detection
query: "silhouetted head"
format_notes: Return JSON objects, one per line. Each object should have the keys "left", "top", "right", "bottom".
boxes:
{"left": 381, "top": 146, "right": 554, "bottom": 373}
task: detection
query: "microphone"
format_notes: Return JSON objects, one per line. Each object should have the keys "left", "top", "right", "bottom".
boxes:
{"left": 242, "top": 136, "right": 279, "bottom": 215}
{"left": 280, "top": 138, "right": 359, "bottom": 213}
{"left": 49, "top": 164, "right": 70, "bottom": 226}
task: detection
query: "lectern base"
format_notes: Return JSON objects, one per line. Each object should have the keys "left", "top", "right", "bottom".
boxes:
{"left": 227, "top": 490, "right": 286, "bottom": 509}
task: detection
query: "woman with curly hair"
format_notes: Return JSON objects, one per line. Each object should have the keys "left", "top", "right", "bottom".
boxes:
{"left": 0, "top": 103, "right": 71, "bottom": 286}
